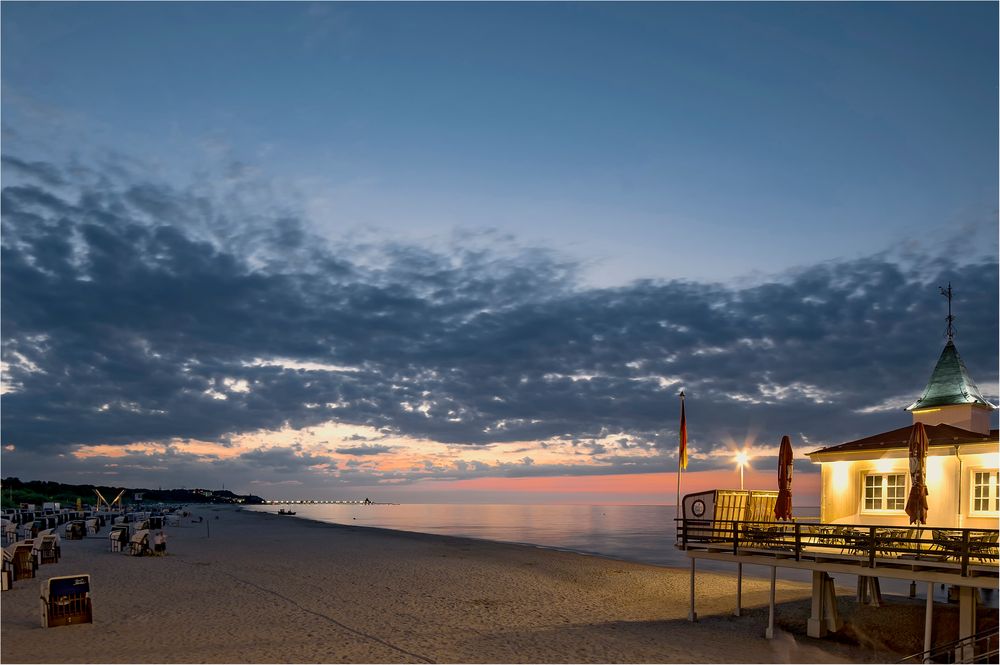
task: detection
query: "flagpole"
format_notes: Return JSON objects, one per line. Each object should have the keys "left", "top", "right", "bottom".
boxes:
{"left": 677, "top": 391, "right": 685, "bottom": 511}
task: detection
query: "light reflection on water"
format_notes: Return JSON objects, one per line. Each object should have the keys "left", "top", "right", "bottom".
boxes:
{"left": 245, "top": 502, "right": 992, "bottom": 604}
{"left": 247, "top": 503, "right": 814, "bottom": 576}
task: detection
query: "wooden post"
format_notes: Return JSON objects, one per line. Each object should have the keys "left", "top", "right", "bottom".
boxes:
{"left": 766, "top": 566, "right": 776, "bottom": 639}
{"left": 734, "top": 562, "right": 742, "bottom": 617}
{"left": 923, "top": 582, "right": 933, "bottom": 663}
{"left": 960, "top": 530, "right": 970, "bottom": 577}
{"left": 688, "top": 558, "right": 697, "bottom": 622}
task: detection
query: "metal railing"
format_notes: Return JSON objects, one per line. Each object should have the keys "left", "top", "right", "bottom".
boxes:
{"left": 675, "top": 519, "right": 999, "bottom": 577}
{"left": 898, "top": 626, "right": 1000, "bottom": 663}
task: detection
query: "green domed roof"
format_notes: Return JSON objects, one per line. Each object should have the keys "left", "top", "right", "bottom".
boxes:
{"left": 906, "top": 341, "right": 996, "bottom": 411}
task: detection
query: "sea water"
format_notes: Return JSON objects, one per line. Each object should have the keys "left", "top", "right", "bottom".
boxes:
{"left": 244, "top": 502, "right": 987, "bottom": 604}
{"left": 246, "top": 503, "right": 819, "bottom": 579}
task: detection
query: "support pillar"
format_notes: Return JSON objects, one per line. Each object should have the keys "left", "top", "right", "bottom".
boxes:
{"left": 734, "top": 562, "right": 742, "bottom": 617}
{"left": 923, "top": 582, "right": 933, "bottom": 664}
{"left": 823, "top": 575, "right": 843, "bottom": 633}
{"left": 765, "top": 566, "right": 776, "bottom": 639}
{"left": 956, "top": 586, "right": 976, "bottom": 662}
{"left": 688, "top": 558, "right": 697, "bottom": 622}
{"left": 808, "top": 570, "right": 828, "bottom": 638}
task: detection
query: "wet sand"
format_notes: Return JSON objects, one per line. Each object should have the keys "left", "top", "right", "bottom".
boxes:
{"left": 1, "top": 506, "right": 905, "bottom": 663}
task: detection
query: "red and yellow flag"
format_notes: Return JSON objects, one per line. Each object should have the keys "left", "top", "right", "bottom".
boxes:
{"left": 679, "top": 398, "right": 688, "bottom": 470}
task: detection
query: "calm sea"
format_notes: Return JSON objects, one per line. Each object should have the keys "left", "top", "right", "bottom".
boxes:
{"left": 245, "top": 503, "right": 815, "bottom": 578}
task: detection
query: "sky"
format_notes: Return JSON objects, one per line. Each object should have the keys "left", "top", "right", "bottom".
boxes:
{"left": 1, "top": 2, "right": 997, "bottom": 504}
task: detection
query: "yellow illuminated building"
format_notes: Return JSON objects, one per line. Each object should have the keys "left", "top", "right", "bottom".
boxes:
{"left": 808, "top": 339, "right": 998, "bottom": 528}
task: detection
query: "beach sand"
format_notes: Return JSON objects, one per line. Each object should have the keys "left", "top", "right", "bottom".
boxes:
{"left": 0, "top": 506, "right": 952, "bottom": 663}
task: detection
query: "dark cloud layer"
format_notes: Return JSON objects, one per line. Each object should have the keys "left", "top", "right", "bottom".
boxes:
{"left": 2, "top": 157, "right": 998, "bottom": 483}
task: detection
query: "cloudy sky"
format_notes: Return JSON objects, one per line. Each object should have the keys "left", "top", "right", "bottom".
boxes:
{"left": 2, "top": 2, "right": 997, "bottom": 503}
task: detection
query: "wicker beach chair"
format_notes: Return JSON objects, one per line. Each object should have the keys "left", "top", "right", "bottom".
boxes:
{"left": 128, "top": 530, "right": 151, "bottom": 556}
{"left": 2, "top": 547, "right": 14, "bottom": 590}
{"left": 1, "top": 520, "right": 16, "bottom": 546}
{"left": 9, "top": 543, "right": 36, "bottom": 581}
{"left": 40, "top": 575, "right": 93, "bottom": 627}
{"left": 36, "top": 535, "right": 60, "bottom": 565}
{"left": 109, "top": 526, "right": 128, "bottom": 553}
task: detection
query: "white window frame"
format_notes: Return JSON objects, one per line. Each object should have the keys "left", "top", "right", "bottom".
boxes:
{"left": 969, "top": 468, "right": 1000, "bottom": 516}
{"left": 860, "top": 472, "right": 907, "bottom": 514}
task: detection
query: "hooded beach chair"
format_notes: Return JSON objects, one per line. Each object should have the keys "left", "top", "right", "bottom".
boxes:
{"left": 109, "top": 526, "right": 128, "bottom": 553}
{"left": 128, "top": 529, "right": 151, "bottom": 556}
{"left": 64, "top": 521, "right": 86, "bottom": 540}
{"left": 1, "top": 519, "right": 16, "bottom": 545}
{"left": 8, "top": 542, "right": 36, "bottom": 581}
{"left": 40, "top": 574, "right": 93, "bottom": 627}
{"left": 35, "top": 535, "right": 61, "bottom": 565}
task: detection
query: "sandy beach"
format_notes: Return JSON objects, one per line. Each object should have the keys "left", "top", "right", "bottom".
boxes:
{"left": 0, "top": 506, "right": 954, "bottom": 663}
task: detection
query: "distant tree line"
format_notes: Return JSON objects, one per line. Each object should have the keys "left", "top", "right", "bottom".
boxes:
{"left": 0, "top": 477, "right": 265, "bottom": 509}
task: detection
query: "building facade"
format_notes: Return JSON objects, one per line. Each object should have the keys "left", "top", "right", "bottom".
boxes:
{"left": 808, "top": 340, "right": 998, "bottom": 528}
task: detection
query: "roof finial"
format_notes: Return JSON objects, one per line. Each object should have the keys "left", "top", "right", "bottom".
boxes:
{"left": 939, "top": 282, "right": 954, "bottom": 341}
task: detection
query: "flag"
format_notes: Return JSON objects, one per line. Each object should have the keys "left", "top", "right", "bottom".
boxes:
{"left": 679, "top": 398, "right": 688, "bottom": 470}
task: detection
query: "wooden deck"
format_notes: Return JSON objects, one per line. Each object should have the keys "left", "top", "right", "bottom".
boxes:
{"left": 676, "top": 519, "right": 999, "bottom": 584}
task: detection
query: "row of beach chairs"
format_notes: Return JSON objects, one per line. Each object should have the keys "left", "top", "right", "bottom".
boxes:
{"left": 108, "top": 527, "right": 166, "bottom": 556}
{"left": 1, "top": 530, "right": 62, "bottom": 588}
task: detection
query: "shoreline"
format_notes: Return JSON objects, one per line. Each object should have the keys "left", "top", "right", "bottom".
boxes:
{"left": 1, "top": 505, "right": 926, "bottom": 663}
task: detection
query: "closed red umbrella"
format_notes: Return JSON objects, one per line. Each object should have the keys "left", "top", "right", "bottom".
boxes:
{"left": 904, "top": 422, "right": 929, "bottom": 525}
{"left": 774, "top": 435, "right": 794, "bottom": 521}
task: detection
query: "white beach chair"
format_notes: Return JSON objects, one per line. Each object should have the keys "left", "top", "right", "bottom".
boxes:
{"left": 1, "top": 519, "right": 16, "bottom": 545}
{"left": 128, "top": 529, "right": 151, "bottom": 556}
{"left": 109, "top": 526, "right": 128, "bottom": 553}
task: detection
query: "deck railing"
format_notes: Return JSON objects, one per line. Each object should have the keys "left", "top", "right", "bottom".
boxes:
{"left": 675, "top": 519, "right": 999, "bottom": 577}
{"left": 898, "top": 626, "right": 1000, "bottom": 663}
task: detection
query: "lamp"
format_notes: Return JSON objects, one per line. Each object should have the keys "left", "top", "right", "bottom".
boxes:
{"left": 735, "top": 450, "right": 750, "bottom": 490}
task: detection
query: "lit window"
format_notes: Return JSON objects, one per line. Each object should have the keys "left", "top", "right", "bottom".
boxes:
{"left": 971, "top": 470, "right": 1000, "bottom": 514}
{"left": 863, "top": 473, "right": 906, "bottom": 512}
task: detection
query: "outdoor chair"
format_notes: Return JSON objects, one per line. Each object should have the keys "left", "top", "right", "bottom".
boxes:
{"left": 834, "top": 527, "right": 867, "bottom": 556}
{"left": 128, "top": 530, "right": 151, "bottom": 556}
{"left": 9, "top": 543, "right": 36, "bottom": 581}
{"left": 1, "top": 520, "right": 16, "bottom": 545}
{"left": 40, "top": 575, "right": 93, "bottom": 628}
{"left": 36, "top": 536, "right": 60, "bottom": 565}
{"left": 64, "top": 521, "right": 85, "bottom": 540}
{"left": 969, "top": 532, "right": 998, "bottom": 563}
{"left": 2, "top": 548, "right": 13, "bottom": 590}
{"left": 109, "top": 526, "right": 128, "bottom": 553}
{"left": 927, "top": 529, "right": 965, "bottom": 560}
{"left": 740, "top": 524, "right": 766, "bottom": 548}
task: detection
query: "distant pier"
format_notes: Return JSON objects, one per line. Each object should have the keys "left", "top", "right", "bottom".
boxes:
{"left": 263, "top": 499, "right": 396, "bottom": 505}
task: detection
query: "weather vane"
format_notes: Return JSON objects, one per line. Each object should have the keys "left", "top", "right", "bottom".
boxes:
{"left": 939, "top": 282, "right": 954, "bottom": 341}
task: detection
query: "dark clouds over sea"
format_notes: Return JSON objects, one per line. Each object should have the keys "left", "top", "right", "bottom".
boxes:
{"left": 2, "top": 154, "right": 997, "bottom": 489}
